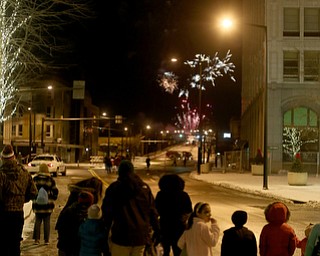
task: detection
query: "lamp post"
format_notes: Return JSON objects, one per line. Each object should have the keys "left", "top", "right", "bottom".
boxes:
{"left": 221, "top": 18, "right": 268, "bottom": 189}
{"left": 197, "top": 63, "right": 203, "bottom": 175}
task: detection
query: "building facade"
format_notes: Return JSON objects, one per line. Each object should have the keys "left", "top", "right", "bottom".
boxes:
{"left": 0, "top": 78, "right": 100, "bottom": 163}
{"left": 242, "top": 0, "right": 320, "bottom": 173}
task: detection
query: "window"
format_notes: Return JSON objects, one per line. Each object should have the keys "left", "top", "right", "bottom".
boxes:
{"left": 304, "top": 8, "right": 320, "bottom": 37}
{"left": 304, "top": 51, "right": 320, "bottom": 82}
{"left": 283, "top": 51, "right": 299, "bottom": 81}
{"left": 46, "top": 106, "right": 52, "bottom": 118}
{"left": 12, "top": 125, "right": 16, "bottom": 136}
{"left": 18, "top": 124, "right": 23, "bottom": 136}
{"left": 45, "top": 124, "right": 53, "bottom": 137}
{"left": 284, "top": 8, "right": 300, "bottom": 37}
{"left": 283, "top": 107, "right": 319, "bottom": 162}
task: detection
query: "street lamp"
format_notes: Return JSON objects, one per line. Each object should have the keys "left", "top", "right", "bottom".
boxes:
{"left": 221, "top": 18, "right": 268, "bottom": 189}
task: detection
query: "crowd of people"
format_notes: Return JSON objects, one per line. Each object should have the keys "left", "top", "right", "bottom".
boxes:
{"left": 0, "top": 144, "right": 320, "bottom": 256}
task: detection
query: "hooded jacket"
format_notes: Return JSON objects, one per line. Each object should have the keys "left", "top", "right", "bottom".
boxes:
{"left": 101, "top": 161, "right": 160, "bottom": 247}
{"left": 259, "top": 202, "right": 297, "bottom": 256}
{"left": 305, "top": 223, "right": 320, "bottom": 256}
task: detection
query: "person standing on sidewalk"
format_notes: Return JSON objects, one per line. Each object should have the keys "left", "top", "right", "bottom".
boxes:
{"left": 305, "top": 223, "right": 320, "bottom": 256}
{"left": 101, "top": 160, "right": 160, "bottom": 256}
{"left": 32, "top": 163, "right": 59, "bottom": 245}
{"left": 155, "top": 174, "right": 192, "bottom": 256}
{"left": 221, "top": 210, "right": 257, "bottom": 256}
{"left": 178, "top": 202, "right": 220, "bottom": 256}
{"left": 0, "top": 144, "right": 38, "bottom": 256}
{"left": 259, "top": 201, "right": 297, "bottom": 256}
{"left": 55, "top": 191, "right": 94, "bottom": 256}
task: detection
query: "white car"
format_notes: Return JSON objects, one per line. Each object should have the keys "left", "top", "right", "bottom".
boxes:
{"left": 27, "top": 154, "right": 67, "bottom": 177}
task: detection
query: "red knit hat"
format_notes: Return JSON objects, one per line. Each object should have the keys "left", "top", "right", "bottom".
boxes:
{"left": 1, "top": 144, "right": 15, "bottom": 159}
{"left": 78, "top": 191, "right": 94, "bottom": 206}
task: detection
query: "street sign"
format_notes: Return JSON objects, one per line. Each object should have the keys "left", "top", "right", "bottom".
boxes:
{"left": 73, "top": 80, "right": 85, "bottom": 99}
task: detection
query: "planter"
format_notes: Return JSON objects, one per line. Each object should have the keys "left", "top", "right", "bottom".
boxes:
{"left": 287, "top": 172, "right": 308, "bottom": 186}
{"left": 251, "top": 164, "right": 263, "bottom": 176}
{"left": 201, "top": 163, "right": 212, "bottom": 173}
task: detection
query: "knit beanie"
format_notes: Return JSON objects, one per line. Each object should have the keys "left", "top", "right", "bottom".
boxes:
{"left": 39, "top": 163, "right": 50, "bottom": 174}
{"left": 78, "top": 191, "right": 94, "bottom": 207}
{"left": 1, "top": 144, "right": 14, "bottom": 159}
{"left": 231, "top": 210, "right": 248, "bottom": 227}
{"left": 88, "top": 204, "right": 101, "bottom": 219}
{"left": 118, "top": 160, "right": 134, "bottom": 178}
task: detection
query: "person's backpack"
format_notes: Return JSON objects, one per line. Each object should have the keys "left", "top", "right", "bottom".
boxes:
{"left": 36, "top": 187, "right": 49, "bottom": 205}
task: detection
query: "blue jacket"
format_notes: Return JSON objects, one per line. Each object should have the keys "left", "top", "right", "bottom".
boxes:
{"left": 79, "top": 218, "right": 108, "bottom": 256}
{"left": 305, "top": 223, "right": 320, "bottom": 256}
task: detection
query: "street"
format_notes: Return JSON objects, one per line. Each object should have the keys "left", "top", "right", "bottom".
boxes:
{"left": 21, "top": 160, "right": 320, "bottom": 256}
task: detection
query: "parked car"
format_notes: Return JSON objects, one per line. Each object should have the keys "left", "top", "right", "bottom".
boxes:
{"left": 26, "top": 154, "right": 67, "bottom": 177}
{"left": 166, "top": 151, "right": 181, "bottom": 160}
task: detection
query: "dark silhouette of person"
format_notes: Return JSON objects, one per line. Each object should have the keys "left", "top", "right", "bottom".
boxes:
{"left": 0, "top": 144, "right": 38, "bottom": 256}
{"left": 155, "top": 174, "right": 193, "bottom": 256}
{"left": 146, "top": 156, "right": 151, "bottom": 169}
{"left": 101, "top": 160, "right": 160, "bottom": 256}
{"left": 221, "top": 210, "right": 257, "bottom": 256}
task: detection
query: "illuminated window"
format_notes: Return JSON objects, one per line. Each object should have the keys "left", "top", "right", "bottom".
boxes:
{"left": 283, "top": 8, "right": 300, "bottom": 37}
{"left": 283, "top": 51, "right": 299, "bottom": 82}
{"left": 283, "top": 107, "right": 319, "bottom": 162}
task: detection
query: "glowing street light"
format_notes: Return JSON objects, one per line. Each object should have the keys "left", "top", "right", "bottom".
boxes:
{"left": 221, "top": 17, "right": 268, "bottom": 189}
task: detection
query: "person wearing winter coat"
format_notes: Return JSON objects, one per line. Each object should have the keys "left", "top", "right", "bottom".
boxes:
{"left": 0, "top": 144, "right": 38, "bottom": 256}
{"left": 178, "top": 202, "right": 220, "bottom": 256}
{"left": 55, "top": 191, "right": 94, "bottom": 256}
{"left": 32, "top": 163, "right": 59, "bottom": 245}
{"left": 63, "top": 177, "right": 104, "bottom": 210}
{"left": 221, "top": 210, "right": 257, "bottom": 256}
{"left": 259, "top": 201, "right": 297, "bottom": 256}
{"left": 305, "top": 223, "right": 320, "bottom": 256}
{"left": 155, "top": 174, "right": 192, "bottom": 256}
{"left": 101, "top": 160, "right": 160, "bottom": 256}
{"left": 78, "top": 204, "right": 108, "bottom": 256}
{"left": 297, "top": 223, "right": 314, "bottom": 256}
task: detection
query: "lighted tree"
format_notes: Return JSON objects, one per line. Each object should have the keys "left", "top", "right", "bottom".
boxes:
{"left": 0, "top": 0, "right": 92, "bottom": 122}
{"left": 283, "top": 127, "right": 302, "bottom": 157}
{"left": 283, "top": 127, "right": 318, "bottom": 160}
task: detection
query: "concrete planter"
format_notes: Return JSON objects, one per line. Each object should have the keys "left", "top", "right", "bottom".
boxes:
{"left": 201, "top": 163, "right": 212, "bottom": 173}
{"left": 287, "top": 172, "right": 308, "bottom": 186}
{"left": 251, "top": 164, "right": 263, "bottom": 176}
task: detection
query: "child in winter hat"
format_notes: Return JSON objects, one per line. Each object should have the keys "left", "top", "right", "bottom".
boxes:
{"left": 88, "top": 204, "right": 102, "bottom": 219}
{"left": 231, "top": 210, "right": 248, "bottom": 227}
{"left": 1, "top": 144, "right": 15, "bottom": 159}
{"left": 78, "top": 191, "right": 94, "bottom": 207}
{"left": 39, "top": 163, "right": 50, "bottom": 174}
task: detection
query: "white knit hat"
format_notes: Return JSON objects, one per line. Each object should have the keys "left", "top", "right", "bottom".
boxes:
{"left": 88, "top": 204, "right": 101, "bottom": 219}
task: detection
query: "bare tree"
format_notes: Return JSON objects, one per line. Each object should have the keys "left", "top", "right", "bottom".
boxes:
{"left": 0, "top": 0, "right": 93, "bottom": 122}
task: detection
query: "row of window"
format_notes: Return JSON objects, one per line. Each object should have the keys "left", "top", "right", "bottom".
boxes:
{"left": 283, "top": 51, "right": 320, "bottom": 82}
{"left": 11, "top": 124, "right": 53, "bottom": 138}
{"left": 284, "top": 8, "right": 320, "bottom": 37}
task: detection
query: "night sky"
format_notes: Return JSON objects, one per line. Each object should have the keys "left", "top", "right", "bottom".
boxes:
{"left": 67, "top": 0, "right": 242, "bottom": 130}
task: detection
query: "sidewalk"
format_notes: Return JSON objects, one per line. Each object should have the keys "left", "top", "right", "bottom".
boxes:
{"left": 190, "top": 168, "right": 320, "bottom": 206}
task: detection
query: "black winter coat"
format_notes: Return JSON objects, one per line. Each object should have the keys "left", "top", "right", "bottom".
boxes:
{"left": 221, "top": 226, "right": 257, "bottom": 256}
{"left": 101, "top": 173, "right": 160, "bottom": 247}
